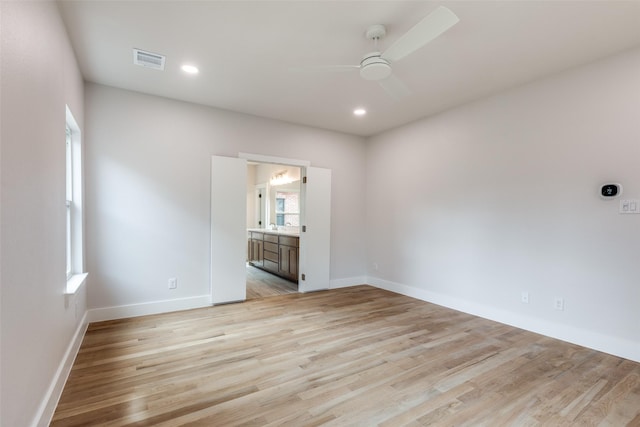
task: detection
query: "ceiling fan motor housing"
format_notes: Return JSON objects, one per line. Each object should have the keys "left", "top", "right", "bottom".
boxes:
{"left": 360, "top": 52, "right": 392, "bottom": 81}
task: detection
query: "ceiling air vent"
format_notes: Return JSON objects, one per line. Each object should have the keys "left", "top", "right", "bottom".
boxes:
{"left": 133, "top": 48, "right": 165, "bottom": 71}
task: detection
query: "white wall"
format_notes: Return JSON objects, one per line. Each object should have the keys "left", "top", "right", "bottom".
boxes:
{"left": 366, "top": 48, "right": 640, "bottom": 362}
{"left": 0, "top": 2, "right": 86, "bottom": 426}
{"left": 84, "top": 83, "right": 367, "bottom": 311}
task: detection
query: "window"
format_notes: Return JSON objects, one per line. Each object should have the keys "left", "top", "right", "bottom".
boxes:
{"left": 275, "top": 197, "right": 285, "bottom": 226}
{"left": 65, "top": 106, "right": 87, "bottom": 294}
{"left": 275, "top": 191, "right": 300, "bottom": 226}
{"left": 66, "top": 125, "right": 73, "bottom": 278}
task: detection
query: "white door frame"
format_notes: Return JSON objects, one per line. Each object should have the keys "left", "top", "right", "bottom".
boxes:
{"left": 254, "top": 184, "right": 266, "bottom": 229}
{"left": 239, "top": 153, "right": 311, "bottom": 168}
{"left": 238, "top": 153, "right": 330, "bottom": 291}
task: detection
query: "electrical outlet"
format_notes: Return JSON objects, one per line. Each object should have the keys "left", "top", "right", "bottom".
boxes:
{"left": 373, "top": 262, "right": 379, "bottom": 271}
{"left": 554, "top": 297, "right": 564, "bottom": 311}
{"left": 168, "top": 277, "right": 177, "bottom": 289}
{"left": 521, "top": 291, "right": 529, "bottom": 304}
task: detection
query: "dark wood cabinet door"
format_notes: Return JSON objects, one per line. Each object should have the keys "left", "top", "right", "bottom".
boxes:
{"left": 279, "top": 245, "right": 298, "bottom": 280}
{"left": 250, "top": 239, "right": 263, "bottom": 266}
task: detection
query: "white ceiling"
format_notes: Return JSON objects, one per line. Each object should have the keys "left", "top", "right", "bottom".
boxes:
{"left": 58, "top": 1, "right": 640, "bottom": 137}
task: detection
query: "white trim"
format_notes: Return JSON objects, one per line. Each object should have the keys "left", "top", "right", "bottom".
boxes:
{"left": 366, "top": 276, "right": 640, "bottom": 363}
{"left": 238, "top": 152, "right": 311, "bottom": 167}
{"left": 65, "top": 105, "right": 85, "bottom": 278}
{"left": 330, "top": 276, "right": 368, "bottom": 289}
{"left": 65, "top": 272, "right": 88, "bottom": 295}
{"left": 33, "top": 310, "right": 89, "bottom": 427}
{"left": 87, "top": 295, "right": 212, "bottom": 323}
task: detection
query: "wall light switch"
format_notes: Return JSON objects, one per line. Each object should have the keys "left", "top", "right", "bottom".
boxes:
{"left": 621, "top": 200, "right": 630, "bottom": 213}
{"left": 620, "top": 199, "right": 640, "bottom": 214}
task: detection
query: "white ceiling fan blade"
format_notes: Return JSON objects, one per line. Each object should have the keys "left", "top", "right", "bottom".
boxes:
{"left": 289, "top": 65, "right": 360, "bottom": 73}
{"left": 378, "top": 73, "right": 411, "bottom": 100}
{"left": 381, "top": 6, "right": 459, "bottom": 63}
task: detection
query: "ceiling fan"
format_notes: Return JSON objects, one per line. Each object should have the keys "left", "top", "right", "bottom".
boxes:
{"left": 302, "top": 6, "right": 459, "bottom": 99}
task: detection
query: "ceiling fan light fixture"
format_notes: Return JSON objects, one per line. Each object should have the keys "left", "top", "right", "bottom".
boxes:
{"left": 359, "top": 52, "right": 392, "bottom": 81}
{"left": 291, "top": 6, "right": 459, "bottom": 97}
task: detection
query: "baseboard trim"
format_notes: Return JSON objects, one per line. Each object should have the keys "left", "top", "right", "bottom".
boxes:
{"left": 330, "top": 276, "right": 368, "bottom": 289}
{"left": 33, "top": 310, "right": 89, "bottom": 427}
{"left": 88, "top": 295, "right": 212, "bottom": 323}
{"left": 367, "top": 276, "right": 640, "bottom": 363}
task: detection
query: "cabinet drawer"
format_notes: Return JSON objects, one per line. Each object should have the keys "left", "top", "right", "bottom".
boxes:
{"left": 264, "top": 234, "right": 278, "bottom": 243}
{"left": 279, "top": 236, "right": 299, "bottom": 247}
{"left": 263, "top": 250, "right": 279, "bottom": 263}
{"left": 264, "top": 241, "right": 278, "bottom": 253}
{"left": 251, "top": 232, "right": 263, "bottom": 240}
{"left": 263, "top": 259, "right": 278, "bottom": 272}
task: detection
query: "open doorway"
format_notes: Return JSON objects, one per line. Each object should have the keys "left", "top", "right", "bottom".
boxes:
{"left": 246, "top": 162, "right": 302, "bottom": 300}
{"left": 211, "top": 154, "right": 330, "bottom": 305}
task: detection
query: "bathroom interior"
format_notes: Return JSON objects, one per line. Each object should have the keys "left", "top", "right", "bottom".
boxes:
{"left": 245, "top": 162, "right": 302, "bottom": 299}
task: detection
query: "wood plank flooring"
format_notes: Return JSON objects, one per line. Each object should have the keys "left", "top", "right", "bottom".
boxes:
{"left": 52, "top": 286, "right": 640, "bottom": 426}
{"left": 246, "top": 264, "right": 297, "bottom": 300}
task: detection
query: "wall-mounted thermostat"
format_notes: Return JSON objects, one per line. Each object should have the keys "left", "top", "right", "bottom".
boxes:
{"left": 600, "top": 183, "right": 622, "bottom": 199}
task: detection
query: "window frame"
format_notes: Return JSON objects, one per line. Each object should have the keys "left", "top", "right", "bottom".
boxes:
{"left": 66, "top": 125, "right": 73, "bottom": 278}
{"left": 275, "top": 190, "right": 300, "bottom": 226}
{"left": 65, "top": 106, "right": 87, "bottom": 294}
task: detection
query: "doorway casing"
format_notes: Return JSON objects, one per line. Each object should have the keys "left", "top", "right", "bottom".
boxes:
{"left": 210, "top": 153, "right": 331, "bottom": 304}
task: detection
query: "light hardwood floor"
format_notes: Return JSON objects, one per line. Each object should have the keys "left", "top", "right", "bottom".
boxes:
{"left": 246, "top": 264, "right": 297, "bottom": 300}
{"left": 52, "top": 286, "right": 640, "bottom": 426}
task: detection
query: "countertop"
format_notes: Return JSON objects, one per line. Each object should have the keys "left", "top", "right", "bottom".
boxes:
{"left": 247, "top": 228, "right": 300, "bottom": 237}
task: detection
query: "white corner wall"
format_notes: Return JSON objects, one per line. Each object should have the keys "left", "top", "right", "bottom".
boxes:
{"left": 366, "top": 47, "right": 640, "bottom": 362}
{"left": 84, "top": 84, "right": 367, "bottom": 314}
{"left": 1, "top": 2, "right": 87, "bottom": 426}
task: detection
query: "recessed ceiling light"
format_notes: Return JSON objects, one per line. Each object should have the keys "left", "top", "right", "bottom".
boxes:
{"left": 181, "top": 64, "right": 199, "bottom": 74}
{"left": 353, "top": 108, "right": 366, "bottom": 116}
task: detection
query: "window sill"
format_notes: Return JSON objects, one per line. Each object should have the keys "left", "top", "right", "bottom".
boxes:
{"left": 65, "top": 273, "right": 88, "bottom": 295}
